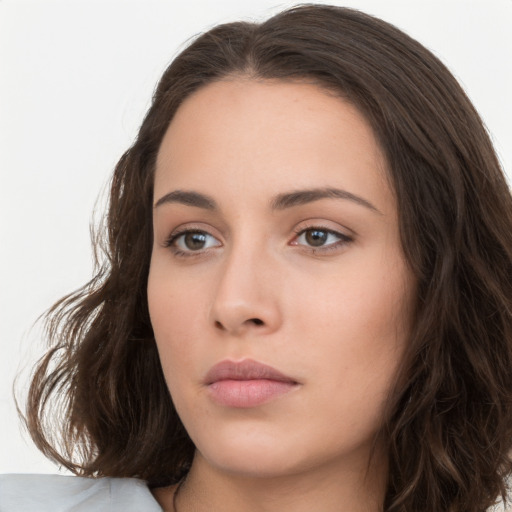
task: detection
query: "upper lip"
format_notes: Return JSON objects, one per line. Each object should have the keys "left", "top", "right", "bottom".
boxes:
{"left": 204, "top": 359, "right": 297, "bottom": 385}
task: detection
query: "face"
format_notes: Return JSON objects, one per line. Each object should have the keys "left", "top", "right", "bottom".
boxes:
{"left": 148, "top": 79, "right": 415, "bottom": 480}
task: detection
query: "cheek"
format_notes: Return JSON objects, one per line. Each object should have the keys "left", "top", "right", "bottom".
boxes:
{"left": 289, "top": 255, "right": 413, "bottom": 386}
{"left": 147, "top": 264, "right": 204, "bottom": 376}
{"left": 295, "top": 267, "right": 411, "bottom": 340}
{"left": 294, "top": 274, "right": 412, "bottom": 439}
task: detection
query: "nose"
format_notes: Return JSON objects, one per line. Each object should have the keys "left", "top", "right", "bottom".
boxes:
{"left": 210, "top": 243, "right": 282, "bottom": 337}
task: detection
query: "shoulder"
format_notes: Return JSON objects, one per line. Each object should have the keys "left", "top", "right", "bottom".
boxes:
{"left": 0, "top": 474, "right": 163, "bottom": 512}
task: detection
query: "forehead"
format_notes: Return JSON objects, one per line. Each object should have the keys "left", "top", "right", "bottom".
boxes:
{"left": 154, "top": 79, "right": 393, "bottom": 216}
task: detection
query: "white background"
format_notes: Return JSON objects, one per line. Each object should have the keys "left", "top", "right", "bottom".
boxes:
{"left": 1, "top": 0, "right": 511, "bottom": 474}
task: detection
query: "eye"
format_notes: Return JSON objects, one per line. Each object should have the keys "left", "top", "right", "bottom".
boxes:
{"left": 166, "top": 230, "right": 221, "bottom": 255}
{"left": 292, "top": 227, "right": 352, "bottom": 250}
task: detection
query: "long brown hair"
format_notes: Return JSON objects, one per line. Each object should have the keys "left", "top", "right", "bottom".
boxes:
{"left": 24, "top": 4, "right": 512, "bottom": 511}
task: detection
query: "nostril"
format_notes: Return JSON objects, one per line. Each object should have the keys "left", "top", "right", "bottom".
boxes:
{"left": 213, "top": 317, "right": 265, "bottom": 331}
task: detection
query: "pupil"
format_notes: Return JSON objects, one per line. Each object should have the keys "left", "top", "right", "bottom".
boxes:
{"left": 185, "top": 232, "right": 206, "bottom": 250}
{"left": 306, "top": 230, "right": 327, "bottom": 247}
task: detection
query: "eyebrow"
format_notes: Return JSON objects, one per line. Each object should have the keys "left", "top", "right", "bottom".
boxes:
{"left": 154, "top": 187, "right": 380, "bottom": 214}
{"left": 271, "top": 187, "right": 381, "bottom": 213}
{"left": 154, "top": 190, "right": 217, "bottom": 210}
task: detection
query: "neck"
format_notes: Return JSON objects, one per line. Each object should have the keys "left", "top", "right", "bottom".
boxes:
{"left": 157, "top": 448, "right": 387, "bottom": 512}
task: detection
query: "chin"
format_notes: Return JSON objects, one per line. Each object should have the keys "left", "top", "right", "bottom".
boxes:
{"left": 190, "top": 425, "right": 308, "bottom": 478}
{"left": 190, "top": 422, "right": 373, "bottom": 481}
{"left": 200, "top": 446, "right": 306, "bottom": 479}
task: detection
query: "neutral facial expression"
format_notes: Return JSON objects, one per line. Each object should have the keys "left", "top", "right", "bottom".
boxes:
{"left": 148, "top": 79, "right": 415, "bottom": 478}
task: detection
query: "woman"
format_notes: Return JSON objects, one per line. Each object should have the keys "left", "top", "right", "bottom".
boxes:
{"left": 2, "top": 4, "right": 512, "bottom": 512}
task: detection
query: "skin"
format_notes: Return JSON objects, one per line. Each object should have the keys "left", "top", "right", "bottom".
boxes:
{"left": 148, "top": 79, "right": 416, "bottom": 512}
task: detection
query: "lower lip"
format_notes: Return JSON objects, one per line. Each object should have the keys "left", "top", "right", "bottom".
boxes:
{"left": 207, "top": 379, "right": 297, "bottom": 408}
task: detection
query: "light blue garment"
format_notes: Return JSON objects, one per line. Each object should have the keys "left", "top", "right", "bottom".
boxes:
{"left": 1, "top": 473, "right": 510, "bottom": 511}
{"left": 0, "top": 474, "right": 163, "bottom": 512}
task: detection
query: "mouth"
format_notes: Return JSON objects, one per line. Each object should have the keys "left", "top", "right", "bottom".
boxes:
{"left": 204, "top": 359, "right": 299, "bottom": 408}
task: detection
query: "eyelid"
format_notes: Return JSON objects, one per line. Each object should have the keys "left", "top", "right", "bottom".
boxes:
{"left": 162, "top": 223, "right": 223, "bottom": 257}
{"left": 160, "top": 220, "right": 353, "bottom": 257}
{"left": 168, "top": 230, "right": 220, "bottom": 247}
{"left": 162, "top": 222, "right": 221, "bottom": 243}
{"left": 290, "top": 221, "right": 354, "bottom": 252}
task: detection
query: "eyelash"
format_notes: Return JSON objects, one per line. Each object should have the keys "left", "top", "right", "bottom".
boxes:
{"left": 163, "top": 229, "right": 219, "bottom": 258}
{"left": 291, "top": 225, "right": 353, "bottom": 254}
{"left": 164, "top": 225, "right": 353, "bottom": 258}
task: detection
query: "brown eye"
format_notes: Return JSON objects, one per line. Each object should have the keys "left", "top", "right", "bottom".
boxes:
{"left": 183, "top": 232, "right": 208, "bottom": 250}
{"left": 294, "top": 227, "right": 352, "bottom": 251}
{"left": 168, "top": 230, "right": 221, "bottom": 254}
{"left": 304, "top": 229, "right": 329, "bottom": 247}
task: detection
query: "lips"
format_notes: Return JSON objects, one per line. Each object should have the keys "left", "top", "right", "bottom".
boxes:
{"left": 205, "top": 359, "right": 297, "bottom": 384}
{"left": 204, "top": 359, "right": 299, "bottom": 408}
